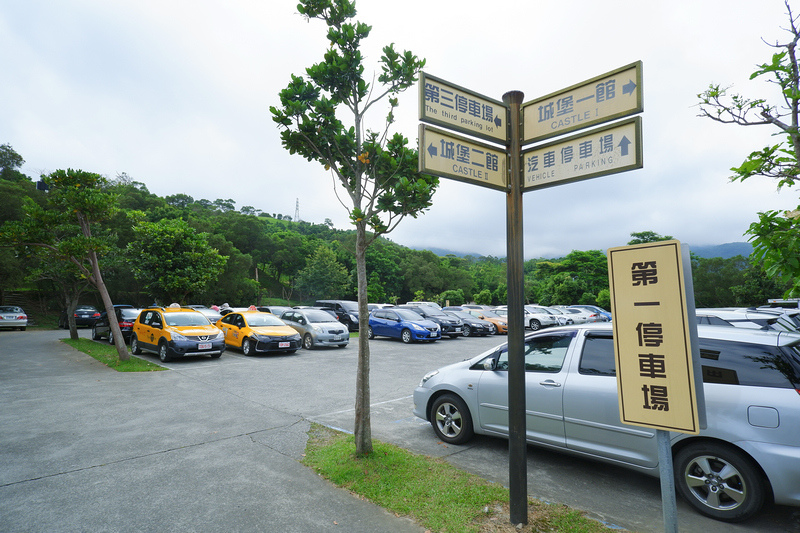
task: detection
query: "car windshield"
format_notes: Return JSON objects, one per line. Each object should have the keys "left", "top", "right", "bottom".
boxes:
{"left": 340, "top": 302, "right": 358, "bottom": 312}
{"left": 165, "top": 312, "right": 211, "bottom": 326}
{"left": 448, "top": 311, "right": 473, "bottom": 320}
{"left": 0, "top": 306, "right": 22, "bottom": 313}
{"left": 396, "top": 309, "right": 424, "bottom": 321}
{"left": 306, "top": 310, "right": 337, "bottom": 323}
{"left": 119, "top": 309, "right": 141, "bottom": 320}
{"left": 245, "top": 314, "right": 285, "bottom": 327}
{"left": 421, "top": 306, "right": 447, "bottom": 317}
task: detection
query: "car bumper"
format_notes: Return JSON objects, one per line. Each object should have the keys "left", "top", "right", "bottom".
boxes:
{"left": 0, "top": 319, "right": 27, "bottom": 328}
{"left": 314, "top": 333, "right": 350, "bottom": 346}
{"left": 168, "top": 339, "right": 226, "bottom": 357}
{"left": 412, "top": 329, "right": 440, "bottom": 341}
{"left": 740, "top": 439, "right": 800, "bottom": 506}
{"left": 251, "top": 337, "right": 301, "bottom": 352}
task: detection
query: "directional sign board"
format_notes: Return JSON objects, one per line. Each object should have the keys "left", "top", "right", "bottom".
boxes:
{"left": 522, "top": 117, "right": 641, "bottom": 191}
{"left": 419, "top": 72, "right": 508, "bottom": 144}
{"left": 522, "top": 61, "right": 642, "bottom": 145}
{"left": 607, "top": 240, "right": 701, "bottom": 434}
{"left": 419, "top": 124, "right": 508, "bottom": 191}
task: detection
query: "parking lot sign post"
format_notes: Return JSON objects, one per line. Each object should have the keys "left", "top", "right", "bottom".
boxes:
{"left": 418, "top": 64, "right": 644, "bottom": 527}
{"left": 607, "top": 240, "right": 706, "bottom": 533}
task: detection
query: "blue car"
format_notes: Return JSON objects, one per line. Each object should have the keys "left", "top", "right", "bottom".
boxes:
{"left": 367, "top": 308, "right": 441, "bottom": 343}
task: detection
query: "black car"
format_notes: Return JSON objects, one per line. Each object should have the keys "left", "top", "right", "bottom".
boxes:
{"left": 443, "top": 309, "right": 493, "bottom": 337}
{"left": 398, "top": 304, "right": 463, "bottom": 338}
{"left": 59, "top": 305, "right": 101, "bottom": 328}
{"left": 92, "top": 307, "right": 142, "bottom": 344}
{"left": 314, "top": 300, "right": 360, "bottom": 331}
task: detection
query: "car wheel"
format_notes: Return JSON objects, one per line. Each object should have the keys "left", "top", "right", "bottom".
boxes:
{"left": 430, "top": 394, "right": 474, "bottom": 445}
{"left": 242, "top": 337, "right": 252, "bottom": 356}
{"left": 130, "top": 334, "right": 142, "bottom": 355}
{"left": 158, "top": 342, "right": 171, "bottom": 363}
{"left": 367, "top": 326, "right": 375, "bottom": 339}
{"left": 463, "top": 325, "right": 472, "bottom": 337}
{"left": 491, "top": 324, "right": 498, "bottom": 334}
{"left": 401, "top": 329, "right": 412, "bottom": 344}
{"left": 529, "top": 319, "right": 541, "bottom": 331}
{"left": 91, "top": 326, "right": 101, "bottom": 340}
{"left": 107, "top": 330, "right": 114, "bottom": 345}
{"left": 303, "top": 334, "right": 314, "bottom": 350}
{"left": 674, "top": 442, "right": 766, "bottom": 522}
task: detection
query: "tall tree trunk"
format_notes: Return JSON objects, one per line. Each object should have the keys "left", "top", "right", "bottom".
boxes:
{"left": 89, "top": 250, "right": 129, "bottom": 361}
{"left": 353, "top": 221, "right": 372, "bottom": 455}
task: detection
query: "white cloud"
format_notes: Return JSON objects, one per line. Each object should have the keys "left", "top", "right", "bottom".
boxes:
{"left": 1, "top": 0, "right": 796, "bottom": 258}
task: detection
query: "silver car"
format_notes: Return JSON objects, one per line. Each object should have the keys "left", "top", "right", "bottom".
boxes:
{"left": 0, "top": 305, "right": 28, "bottom": 330}
{"left": 413, "top": 323, "right": 800, "bottom": 522}
{"left": 280, "top": 308, "right": 349, "bottom": 349}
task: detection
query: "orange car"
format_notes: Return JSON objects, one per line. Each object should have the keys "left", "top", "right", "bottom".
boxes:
{"left": 466, "top": 309, "right": 508, "bottom": 334}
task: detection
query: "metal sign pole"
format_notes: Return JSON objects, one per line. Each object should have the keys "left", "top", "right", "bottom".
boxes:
{"left": 503, "top": 90, "right": 527, "bottom": 526}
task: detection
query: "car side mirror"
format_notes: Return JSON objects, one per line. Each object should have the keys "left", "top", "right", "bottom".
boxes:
{"left": 482, "top": 358, "right": 496, "bottom": 371}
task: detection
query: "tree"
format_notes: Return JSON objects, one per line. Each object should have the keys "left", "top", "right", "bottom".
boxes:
{"left": 627, "top": 230, "right": 674, "bottom": 245}
{"left": 0, "top": 169, "right": 128, "bottom": 359}
{"left": 0, "top": 143, "right": 28, "bottom": 182}
{"left": 697, "top": 1, "right": 800, "bottom": 295}
{"left": 295, "top": 245, "right": 350, "bottom": 300}
{"left": 270, "top": 0, "right": 438, "bottom": 454}
{"left": 126, "top": 218, "right": 227, "bottom": 304}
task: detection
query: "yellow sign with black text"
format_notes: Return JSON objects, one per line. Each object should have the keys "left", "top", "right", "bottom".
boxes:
{"left": 607, "top": 240, "right": 700, "bottom": 434}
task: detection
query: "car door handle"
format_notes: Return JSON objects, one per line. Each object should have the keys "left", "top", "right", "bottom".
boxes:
{"left": 539, "top": 379, "right": 562, "bottom": 387}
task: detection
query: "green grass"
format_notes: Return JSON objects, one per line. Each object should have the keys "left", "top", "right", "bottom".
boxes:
{"left": 302, "top": 424, "right": 615, "bottom": 533}
{"left": 62, "top": 338, "right": 165, "bottom": 372}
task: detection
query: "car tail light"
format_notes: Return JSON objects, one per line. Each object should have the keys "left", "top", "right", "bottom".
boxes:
{"left": 119, "top": 320, "right": 134, "bottom": 327}
{"left": 92, "top": 312, "right": 100, "bottom": 318}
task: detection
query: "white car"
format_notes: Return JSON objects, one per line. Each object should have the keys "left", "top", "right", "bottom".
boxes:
{"left": 0, "top": 305, "right": 27, "bottom": 330}
{"left": 493, "top": 305, "right": 559, "bottom": 330}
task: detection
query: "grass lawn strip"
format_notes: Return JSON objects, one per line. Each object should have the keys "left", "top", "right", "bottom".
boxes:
{"left": 302, "top": 424, "right": 616, "bottom": 533}
{"left": 62, "top": 338, "right": 165, "bottom": 372}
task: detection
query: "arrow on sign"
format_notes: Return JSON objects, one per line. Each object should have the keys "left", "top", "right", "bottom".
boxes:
{"left": 427, "top": 143, "right": 438, "bottom": 157}
{"left": 494, "top": 116, "right": 502, "bottom": 128}
{"left": 622, "top": 79, "right": 637, "bottom": 96}
{"left": 618, "top": 136, "right": 631, "bottom": 156}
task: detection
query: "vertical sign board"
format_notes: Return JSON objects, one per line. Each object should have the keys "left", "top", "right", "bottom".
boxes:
{"left": 522, "top": 117, "right": 642, "bottom": 191}
{"left": 522, "top": 61, "right": 643, "bottom": 145}
{"left": 607, "top": 240, "right": 700, "bottom": 433}
{"left": 419, "top": 72, "right": 509, "bottom": 144}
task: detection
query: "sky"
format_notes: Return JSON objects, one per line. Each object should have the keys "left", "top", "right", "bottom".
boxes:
{"left": 2, "top": 0, "right": 798, "bottom": 259}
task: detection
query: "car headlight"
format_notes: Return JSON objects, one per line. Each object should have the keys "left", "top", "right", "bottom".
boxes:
{"left": 171, "top": 332, "right": 187, "bottom": 341}
{"left": 213, "top": 331, "right": 224, "bottom": 340}
{"left": 250, "top": 333, "right": 268, "bottom": 342}
{"left": 411, "top": 322, "right": 425, "bottom": 331}
{"left": 291, "top": 333, "right": 301, "bottom": 341}
{"left": 419, "top": 370, "right": 439, "bottom": 387}
{"left": 312, "top": 325, "right": 322, "bottom": 332}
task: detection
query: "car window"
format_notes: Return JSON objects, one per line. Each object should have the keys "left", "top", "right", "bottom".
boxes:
{"left": 578, "top": 334, "right": 616, "bottom": 376}
{"left": 494, "top": 333, "right": 575, "bottom": 372}
{"left": 700, "top": 338, "right": 800, "bottom": 388}
{"left": 165, "top": 312, "right": 209, "bottom": 327}
{"left": 245, "top": 314, "right": 285, "bottom": 327}
{"left": 221, "top": 314, "right": 235, "bottom": 325}
{"left": 306, "top": 310, "right": 336, "bottom": 322}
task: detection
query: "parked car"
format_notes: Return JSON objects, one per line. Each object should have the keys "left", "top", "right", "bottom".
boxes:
{"left": 569, "top": 304, "right": 611, "bottom": 321}
{"left": 92, "top": 307, "right": 142, "bottom": 344}
{"left": 398, "top": 305, "right": 463, "bottom": 338}
{"left": 542, "top": 306, "right": 574, "bottom": 326}
{"left": 256, "top": 305, "right": 293, "bottom": 317}
{"left": 413, "top": 323, "right": 800, "bottom": 522}
{"left": 280, "top": 308, "right": 349, "bottom": 349}
{"left": 493, "top": 306, "right": 558, "bottom": 330}
{"left": 443, "top": 310, "right": 493, "bottom": 337}
{"left": 554, "top": 306, "right": 594, "bottom": 324}
{"left": 188, "top": 304, "right": 223, "bottom": 324}
{"left": 314, "top": 300, "right": 360, "bottom": 331}
{"left": 130, "top": 305, "right": 225, "bottom": 362}
{"left": 59, "top": 305, "right": 101, "bottom": 328}
{"left": 696, "top": 308, "right": 798, "bottom": 332}
{"left": 216, "top": 310, "right": 301, "bottom": 354}
{"left": 465, "top": 309, "right": 508, "bottom": 335}
{"left": 368, "top": 308, "right": 440, "bottom": 343}
{"left": 406, "top": 301, "right": 442, "bottom": 309}
{"left": 0, "top": 305, "right": 27, "bottom": 330}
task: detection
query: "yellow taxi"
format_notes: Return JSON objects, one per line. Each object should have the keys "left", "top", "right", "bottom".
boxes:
{"left": 130, "top": 304, "right": 226, "bottom": 362}
{"left": 215, "top": 310, "right": 301, "bottom": 355}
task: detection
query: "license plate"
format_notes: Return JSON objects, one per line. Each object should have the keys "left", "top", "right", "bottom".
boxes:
{"left": 333, "top": 335, "right": 342, "bottom": 341}
{"left": 198, "top": 343, "right": 211, "bottom": 350}
{"left": 454, "top": 327, "right": 462, "bottom": 332}
{"left": 279, "top": 342, "right": 290, "bottom": 348}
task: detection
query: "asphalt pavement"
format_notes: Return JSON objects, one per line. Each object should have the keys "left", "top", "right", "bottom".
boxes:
{"left": 2, "top": 329, "right": 799, "bottom": 533}
{"left": 0, "top": 329, "right": 424, "bottom": 533}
